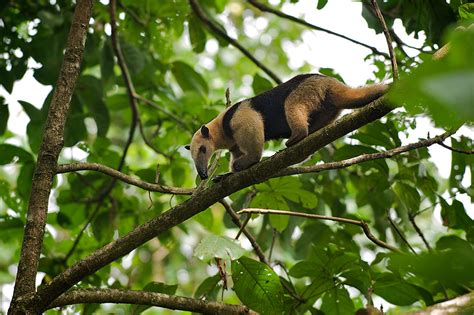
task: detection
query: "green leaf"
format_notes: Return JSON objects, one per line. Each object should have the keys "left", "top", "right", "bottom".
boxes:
{"left": 131, "top": 282, "right": 178, "bottom": 315}
{"left": 289, "top": 261, "right": 323, "bottom": 278}
{"left": 388, "top": 30, "right": 474, "bottom": 127}
{"left": 252, "top": 73, "right": 273, "bottom": 95}
{"left": 171, "top": 61, "right": 208, "bottom": 97}
{"left": 0, "top": 144, "right": 34, "bottom": 165}
{"left": 0, "top": 101, "right": 9, "bottom": 135}
{"left": 459, "top": 3, "right": 474, "bottom": 20}
{"left": 373, "top": 273, "right": 420, "bottom": 306}
{"left": 17, "top": 162, "right": 35, "bottom": 199}
{"left": 194, "top": 274, "right": 221, "bottom": 300}
{"left": 317, "top": 0, "right": 328, "bottom": 10}
{"left": 194, "top": 235, "right": 246, "bottom": 261}
{"left": 321, "top": 286, "right": 355, "bottom": 315}
{"left": 120, "top": 39, "right": 146, "bottom": 75}
{"left": 440, "top": 198, "right": 473, "bottom": 232}
{"left": 76, "top": 75, "right": 110, "bottom": 137}
{"left": 232, "top": 257, "right": 284, "bottom": 314}
{"left": 100, "top": 39, "right": 114, "bottom": 84}
{"left": 92, "top": 212, "right": 114, "bottom": 243}
{"left": 392, "top": 182, "right": 420, "bottom": 213}
{"left": 188, "top": 14, "right": 207, "bottom": 53}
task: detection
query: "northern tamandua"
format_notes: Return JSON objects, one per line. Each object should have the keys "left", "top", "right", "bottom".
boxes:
{"left": 185, "top": 74, "right": 388, "bottom": 179}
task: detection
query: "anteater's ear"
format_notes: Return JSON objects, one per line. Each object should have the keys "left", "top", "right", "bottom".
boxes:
{"left": 201, "top": 125, "right": 210, "bottom": 138}
{"left": 184, "top": 145, "right": 190, "bottom": 150}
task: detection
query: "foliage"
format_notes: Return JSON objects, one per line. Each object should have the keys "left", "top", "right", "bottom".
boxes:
{"left": 0, "top": 0, "right": 473, "bottom": 314}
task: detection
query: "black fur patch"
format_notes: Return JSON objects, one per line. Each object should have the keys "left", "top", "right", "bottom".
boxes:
{"left": 250, "top": 74, "right": 321, "bottom": 140}
{"left": 222, "top": 102, "right": 241, "bottom": 139}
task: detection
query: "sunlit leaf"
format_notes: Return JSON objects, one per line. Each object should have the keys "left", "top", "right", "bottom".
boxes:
{"left": 232, "top": 257, "right": 284, "bottom": 314}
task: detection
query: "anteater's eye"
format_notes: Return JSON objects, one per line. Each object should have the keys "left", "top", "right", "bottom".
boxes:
{"left": 199, "top": 146, "right": 206, "bottom": 153}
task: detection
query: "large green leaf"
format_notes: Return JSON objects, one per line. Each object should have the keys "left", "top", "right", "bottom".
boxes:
{"left": 389, "top": 29, "right": 474, "bottom": 127}
{"left": 194, "top": 274, "right": 221, "bottom": 300}
{"left": 373, "top": 273, "right": 421, "bottom": 306}
{"left": 252, "top": 73, "right": 273, "bottom": 95}
{"left": 171, "top": 61, "right": 208, "bottom": 98}
{"left": 76, "top": 75, "right": 110, "bottom": 137}
{"left": 321, "top": 287, "right": 355, "bottom": 315}
{"left": 188, "top": 14, "right": 207, "bottom": 53}
{"left": 0, "top": 144, "right": 33, "bottom": 165}
{"left": 194, "top": 234, "right": 245, "bottom": 261}
{"left": 232, "top": 257, "right": 284, "bottom": 314}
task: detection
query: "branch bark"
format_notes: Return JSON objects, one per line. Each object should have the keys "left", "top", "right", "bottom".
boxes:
{"left": 33, "top": 97, "right": 393, "bottom": 310}
{"left": 238, "top": 208, "right": 401, "bottom": 253}
{"left": 275, "top": 131, "right": 453, "bottom": 177}
{"left": 56, "top": 162, "right": 193, "bottom": 195}
{"left": 9, "top": 0, "right": 93, "bottom": 312}
{"left": 47, "top": 288, "right": 256, "bottom": 315}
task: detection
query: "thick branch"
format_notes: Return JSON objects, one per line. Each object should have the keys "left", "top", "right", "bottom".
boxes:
{"left": 248, "top": 0, "right": 389, "bottom": 58}
{"left": 47, "top": 288, "right": 255, "bottom": 314}
{"left": 189, "top": 0, "right": 282, "bottom": 84}
{"left": 34, "top": 98, "right": 393, "bottom": 310}
{"left": 10, "top": 0, "right": 93, "bottom": 309}
{"left": 276, "top": 131, "right": 453, "bottom": 177}
{"left": 56, "top": 163, "right": 193, "bottom": 195}
{"left": 407, "top": 291, "right": 474, "bottom": 315}
{"left": 238, "top": 208, "right": 401, "bottom": 253}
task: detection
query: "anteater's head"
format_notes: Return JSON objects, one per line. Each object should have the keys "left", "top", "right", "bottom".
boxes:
{"left": 185, "top": 125, "right": 215, "bottom": 180}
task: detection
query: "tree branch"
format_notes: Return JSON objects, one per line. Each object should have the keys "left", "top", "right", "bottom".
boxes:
{"left": 109, "top": 0, "right": 139, "bottom": 173}
{"left": 134, "top": 93, "right": 193, "bottom": 133}
{"left": 437, "top": 140, "right": 473, "bottom": 155}
{"left": 9, "top": 0, "right": 94, "bottom": 310}
{"left": 47, "top": 288, "right": 256, "bottom": 314}
{"left": 275, "top": 131, "right": 453, "bottom": 177}
{"left": 370, "top": 0, "right": 398, "bottom": 80}
{"left": 34, "top": 97, "right": 394, "bottom": 310}
{"left": 247, "top": 0, "right": 390, "bottom": 59}
{"left": 220, "top": 200, "right": 269, "bottom": 265}
{"left": 189, "top": 0, "right": 282, "bottom": 84}
{"left": 56, "top": 163, "right": 193, "bottom": 195}
{"left": 238, "top": 208, "right": 401, "bottom": 253}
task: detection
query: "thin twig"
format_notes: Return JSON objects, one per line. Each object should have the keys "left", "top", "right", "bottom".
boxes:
{"left": 268, "top": 228, "right": 277, "bottom": 262}
{"left": 109, "top": 0, "right": 139, "bottom": 172}
{"left": 134, "top": 94, "right": 192, "bottom": 133}
{"left": 137, "top": 114, "right": 174, "bottom": 160}
{"left": 370, "top": 0, "right": 399, "bottom": 80}
{"left": 63, "top": 200, "right": 104, "bottom": 264}
{"left": 220, "top": 200, "right": 304, "bottom": 302}
{"left": 189, "top": 0, "right": 282, "bottom": 84}
{"left": 437, "top": 141, "right": 473, "bottom": 155}
{"left": 117, "top": 0, "right": 146, "bottom": 27}
{"left": 238, "top": 208, "right": 401, "bottom": 253}
{"left": 275, "top": 131, "right": 454, "bottom": 177}
{"left": 220, "top": 200, "right": 268, "bottom": 264}
{"left": 248, "top": 0, "right": 389, "bottom": 58}
{"left": 387, "top": 212, "right": 416, "bottom": 254}
{"left": 408, "top": 213, "right": 432, "bottom": 252}
{"left": 56, "top": 163, "right": 193, "bottom": 195}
